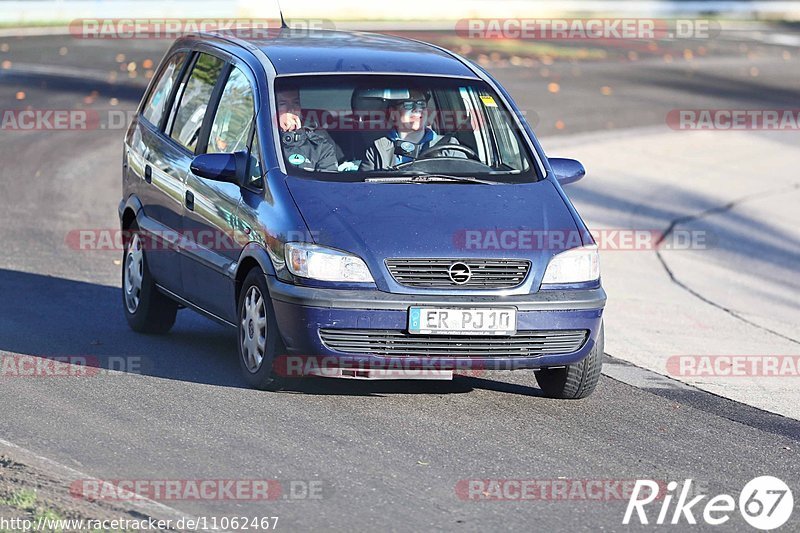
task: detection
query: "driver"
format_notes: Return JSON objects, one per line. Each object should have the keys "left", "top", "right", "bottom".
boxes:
{"left": 359, "top": 89, "right": 466, "bottom": 171}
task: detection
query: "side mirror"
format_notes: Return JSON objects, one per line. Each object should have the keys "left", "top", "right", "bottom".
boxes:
{"left": 190, "top": 152, "right": 248, "bottom": 185}
{"left": 549, "top": 158, "right": 586, "bottom": 185}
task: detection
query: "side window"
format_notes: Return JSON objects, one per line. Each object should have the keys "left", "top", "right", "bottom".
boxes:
{"left": 482, "top": 91, "right": 528, "bottom": 171}
{"left": 141, "top": 52, "right": 187, "bottom": 126}
{"left": 247, "top": 130, "right": 264, "bottom": 189}
{"left": 169, "top": 53, "right": 225, "bottom": 152}
{"left": 207, "top": 67, "right": 255, "bottom": 154}
{"left": 458, "top": 87, "right": 488, "bottom": 162}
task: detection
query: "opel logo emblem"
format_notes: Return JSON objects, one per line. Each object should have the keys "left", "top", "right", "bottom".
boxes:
{"left": 448, "top": 262, "right": 472, "bottom": 284}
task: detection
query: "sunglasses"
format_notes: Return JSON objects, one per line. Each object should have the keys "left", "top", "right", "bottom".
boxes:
{"left": 398, "top": 100, "right": 428, "bottom": 111}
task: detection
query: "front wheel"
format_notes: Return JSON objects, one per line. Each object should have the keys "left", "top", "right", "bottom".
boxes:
{"left": 534, "top": 323, "right": 604, "bottom": 399}
{"left": 122, "top": 227, "right": 178, "bottom": 334}
{"left": 237, "top": 269, "right": 283, "bottom": 390}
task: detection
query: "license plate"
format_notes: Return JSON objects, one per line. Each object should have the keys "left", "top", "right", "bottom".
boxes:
{"left": 408, "top": 307, "right": 517, "bottom": 336}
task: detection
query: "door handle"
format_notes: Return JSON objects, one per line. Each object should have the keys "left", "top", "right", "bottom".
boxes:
{"left": 144, "top": 164, "right": 152, "bottom": 184}
{"left": 185, "top": 190, "right": 195, "bottom": 211}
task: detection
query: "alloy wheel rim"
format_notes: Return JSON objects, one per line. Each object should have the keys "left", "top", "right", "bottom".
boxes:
{"left": 241, "top": 286, "right": 267, "bottom": 372}
{"left": 124, "top": 233, "right": 143, "bottom": 313}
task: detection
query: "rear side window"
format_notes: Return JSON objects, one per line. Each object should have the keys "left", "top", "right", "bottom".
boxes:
{"left": 207, "top": 67, "right": 255, "bottom": 154}
{"left": 169, "top": 53, "right": 226, "bottom": 152}
{"left": 141, "top": 52, "right": 187, "bottom": 126}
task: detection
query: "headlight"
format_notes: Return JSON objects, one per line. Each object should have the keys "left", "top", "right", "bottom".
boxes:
{"left": 541, "top": 245, "right": 600, "bottom": 284}
{"left": 284, "top": 243, "right": 374, "bottom": 283}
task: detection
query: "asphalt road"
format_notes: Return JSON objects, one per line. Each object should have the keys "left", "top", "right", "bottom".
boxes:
{"left": 0, "top": 29, "right": 799, "bottom": 531}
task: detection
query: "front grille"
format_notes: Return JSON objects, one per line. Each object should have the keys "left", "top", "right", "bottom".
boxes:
{"left": 319, "top": 329, "right": 587, "bottom": 357}
{"left": 385, "top": 258, "right": 530, "bottom": 289}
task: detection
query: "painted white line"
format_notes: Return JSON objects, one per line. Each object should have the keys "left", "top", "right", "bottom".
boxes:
{"left": 757, "top": 33, "right": 800, "bottom": 47}
{"left": 0, "top": 26, "right": 71, "bottom": 38}
{"left": 1, "top": 61, "right": 109, "bottom": 79}
{"left": 0, "top": 61, "right": 148, "bottom": 87}
{"left": 602, "top": 355, "right": 697, "bottom": 391}
{"left": 0, "top": 437, "right": 228, "bottom": 531}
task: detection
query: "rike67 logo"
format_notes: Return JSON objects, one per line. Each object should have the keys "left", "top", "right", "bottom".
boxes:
{"left": 624, "top": 477, "right": 794, "bottom": 530}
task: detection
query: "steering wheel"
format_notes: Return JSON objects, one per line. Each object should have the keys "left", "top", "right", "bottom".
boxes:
{"left": 416, "top": 143, "right": 479, "bottom": 161}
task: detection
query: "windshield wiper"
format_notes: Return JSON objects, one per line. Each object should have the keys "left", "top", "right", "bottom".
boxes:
{"left": 365, "top": 174, "right": 500, "bottom": 185}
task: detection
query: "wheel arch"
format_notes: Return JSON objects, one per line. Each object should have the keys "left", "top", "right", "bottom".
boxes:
{"left": 119, "top": 195, "right": 143, "bottom": 248}
{"left": 235, "top": 243, "right": 277, "bottom": 303}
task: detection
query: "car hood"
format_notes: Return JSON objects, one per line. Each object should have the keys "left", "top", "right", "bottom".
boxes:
{"left": 285, "top": 176, "right": 580, "bottom": 293}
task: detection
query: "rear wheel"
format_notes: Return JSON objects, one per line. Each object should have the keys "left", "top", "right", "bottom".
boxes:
{"left": 122, "top": 226, "right": 178, "bottom": 334}
{"left": 535, "top": 323, "right": 604, "bottom": 399}
{"left": 237, "top": 268, "right": 283, "bottom": 390}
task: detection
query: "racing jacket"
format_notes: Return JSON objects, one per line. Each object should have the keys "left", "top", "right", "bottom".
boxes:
{"left": 359, "top": 128, "right": 465, "bottom": 171}
{"left": 280, "top": 128, "right": 339, "bottom": 172}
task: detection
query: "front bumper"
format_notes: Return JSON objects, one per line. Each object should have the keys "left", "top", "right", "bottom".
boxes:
{"left": 266, "top": 275, "right": 605, "bottom": 371}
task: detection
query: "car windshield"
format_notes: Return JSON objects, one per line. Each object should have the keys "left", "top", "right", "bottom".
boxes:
{"left": 273, "top": 75, "right": 538, "bottom": 182}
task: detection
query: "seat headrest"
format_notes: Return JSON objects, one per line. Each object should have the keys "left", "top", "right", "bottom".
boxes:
{"left": 350, "top": 88, "right": 392, "bottom": 115}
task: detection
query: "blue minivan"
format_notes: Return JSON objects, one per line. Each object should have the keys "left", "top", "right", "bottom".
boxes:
{"left": 120, "top": 28, "right": 606, "bottom": 398}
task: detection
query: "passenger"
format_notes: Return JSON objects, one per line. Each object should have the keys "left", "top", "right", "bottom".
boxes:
{"left": 359, "top": 89, "right": 464, "bottom": 171}
{"left": 277, "top": 88, "right": 339, "bottom": 172}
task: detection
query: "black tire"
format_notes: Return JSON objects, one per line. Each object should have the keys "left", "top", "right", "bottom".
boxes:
{"left": 237, "top": 268, "right": 284, "bottom": 390}
{"left": 121, "top": 225, "right": 178, "bottom": 334}
{"left": 535, "top": 323, "right": 604, "bottom": 399}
